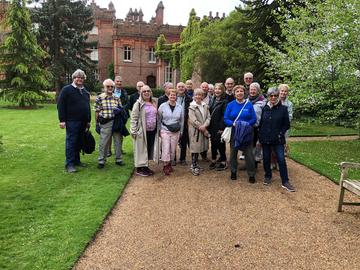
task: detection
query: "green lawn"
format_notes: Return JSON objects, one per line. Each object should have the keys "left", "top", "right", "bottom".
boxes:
{"left": 0, "top": 104, "right": 133, "bottom": 269}
{"left": 289, "top": 140, "right": 360, "bottom": 183}
{"left": 291, "top": 120, "right": 358, "bottom": 137}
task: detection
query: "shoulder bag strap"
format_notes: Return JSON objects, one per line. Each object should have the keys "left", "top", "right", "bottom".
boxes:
{"left": 234, "top": 99, "right": 249, "bottom": 123}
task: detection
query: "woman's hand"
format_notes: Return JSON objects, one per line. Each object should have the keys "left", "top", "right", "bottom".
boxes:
{"left": 198, "top": 124, "right": 206, "bottom": 132}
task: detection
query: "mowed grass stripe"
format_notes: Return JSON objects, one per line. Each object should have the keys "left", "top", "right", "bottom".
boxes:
{"left": 0, "top": 104, "right": 133, "bottom": 270}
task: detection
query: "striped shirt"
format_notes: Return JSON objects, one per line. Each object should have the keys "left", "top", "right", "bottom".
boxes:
{"left": 94, "top": 93, "right": 121, "bottom": 119}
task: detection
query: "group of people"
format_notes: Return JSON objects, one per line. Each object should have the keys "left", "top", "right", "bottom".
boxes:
{"left": 57, "top": 69, "right": 295, "bottom": 193}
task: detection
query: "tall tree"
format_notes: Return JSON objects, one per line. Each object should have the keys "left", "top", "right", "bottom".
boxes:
{"left": 238, "top": 0, "right": 305, "bottom": 84}
{"left": 32, "top": 0, "right": 95, "bottom": 96}
{"left": 0, "top": 0, "right": 51, "bottom": 107}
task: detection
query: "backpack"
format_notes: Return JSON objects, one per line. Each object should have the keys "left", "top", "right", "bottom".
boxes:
{"left": 82, "top": 130, "right": 96, "bottom": 154}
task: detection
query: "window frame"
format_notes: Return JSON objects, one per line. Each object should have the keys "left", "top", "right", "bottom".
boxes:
{"left": 164, "top": 62, "right": 173, "bottom": 83}
{"left": 148, "top": 47, "right": 156, "bottom": 63}
{"left": 124, "top": 46, "right": 132, "bottom": 62}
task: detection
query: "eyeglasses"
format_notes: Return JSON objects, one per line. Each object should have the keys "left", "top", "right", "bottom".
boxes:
{"left": 269, "top": 94, "right": 278, "bottom": 97}
{"left": 245, "top": 77, "right": 253, "bottom": 80}
{"left": 142, "top": 90, "right": 151, "bottom": 93}
{"left": 106, "top": 85, "right": 114, "bottom": 88}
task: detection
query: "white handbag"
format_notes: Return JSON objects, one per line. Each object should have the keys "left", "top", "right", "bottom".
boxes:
{"left": 221, "top": 126, "right": 232, "bottom": 143}
{"left": 221, "top": 100, "right": 248, "bottom": 143}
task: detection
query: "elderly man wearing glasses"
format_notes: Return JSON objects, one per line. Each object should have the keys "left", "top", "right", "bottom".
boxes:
{"left": 258, "top": 87, "right": 295, "bottom": 192}
{"left": 243, "top": 72, "right": 254, "bottom": 97}
{"left": 95, "top": 79, "right": 124, "bottom": 169}
{"left": 57, "top": 69, "right": 91, "bottom": 173}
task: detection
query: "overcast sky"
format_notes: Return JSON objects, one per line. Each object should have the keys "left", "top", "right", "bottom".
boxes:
{"left": 94, "top": 0, "right": 240, "bottom": 25}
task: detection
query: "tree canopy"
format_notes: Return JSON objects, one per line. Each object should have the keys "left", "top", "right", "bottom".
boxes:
{"left": 260, "top": 0, "right": 360, "bottom": 124}
{"left": 0, "top": 0, "right": 51, "bottom": 107}
{"left": 31, "top": 0, "right": 96, "bottom": 94}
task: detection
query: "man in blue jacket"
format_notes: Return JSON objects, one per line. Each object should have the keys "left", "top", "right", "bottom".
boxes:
{"left": 57, "top": 69, "right": 91, "bottom": 173}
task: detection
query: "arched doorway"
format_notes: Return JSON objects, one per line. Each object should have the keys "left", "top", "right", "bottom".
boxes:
{"left": 147, "top": 75, "right": 156, "bottom": 88}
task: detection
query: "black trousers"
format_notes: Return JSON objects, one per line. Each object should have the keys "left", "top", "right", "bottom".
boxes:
{"left": 146, "top": 130, "right": 156, "bottom": 160}
{"left": 178, "top": 129, "right": 189, "bottom": 161}
{"left": 211, "top": 138, "right": 226, "bottom": 162}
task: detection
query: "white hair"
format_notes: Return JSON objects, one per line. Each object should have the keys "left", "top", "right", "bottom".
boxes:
{"left": 102, "top": 78, "right": 115, "bottom": 87}
{"left": 72, "top": 69, "right": 86, "bottom": 80}
{"left": 250, "top": 82, "right": 261, "bottom": 93}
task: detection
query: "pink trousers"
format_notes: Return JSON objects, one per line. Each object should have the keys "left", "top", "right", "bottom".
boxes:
{"left": 160, "top": 130, "right": 180, "bottom": 162}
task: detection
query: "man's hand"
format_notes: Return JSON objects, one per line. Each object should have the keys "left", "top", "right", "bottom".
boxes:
{"left": 59, "top": 122, "right": 66, "bottom": 129}
{"left": 113, "top": 107, "right": 122, "bottom": 115}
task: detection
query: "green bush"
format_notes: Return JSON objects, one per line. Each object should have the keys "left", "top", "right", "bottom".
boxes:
{"left": 121, "top": 87, "right": 164, "bottom": 98}
{"left": 151, "top": 88, "right": 164, "bottom": 97}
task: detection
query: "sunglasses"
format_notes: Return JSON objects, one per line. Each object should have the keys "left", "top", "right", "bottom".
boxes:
{"left": 106, "top": 85, "right": 114, "bottom": 88}
{"left": 142, "top": 90, "right": 151, "bottom": 93}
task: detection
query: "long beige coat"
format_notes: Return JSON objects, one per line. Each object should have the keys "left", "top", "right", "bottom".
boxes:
{"left": 130, "top": 98, "right": 160, "bottom": 167}
{"left": 188, "top": 101, "right": 211, "bottom": 153}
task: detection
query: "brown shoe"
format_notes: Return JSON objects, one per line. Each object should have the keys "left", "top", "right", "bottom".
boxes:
{"left": 163, "top": 165, "right": 171, "bottom": 175}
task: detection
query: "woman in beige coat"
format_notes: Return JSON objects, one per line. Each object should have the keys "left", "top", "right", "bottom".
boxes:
{"left": 130, "top": 85, "right": 159, "bottom": 176}
{"left": 188, "top": 88, "right": 211, "bottom": 176}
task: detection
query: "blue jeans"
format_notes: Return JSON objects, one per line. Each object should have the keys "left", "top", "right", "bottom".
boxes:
{"left": 262, "top": 144, "right": 289, "bottom": 184}
{"left": 65, "top": 121, "right": 87, "bottom": 167}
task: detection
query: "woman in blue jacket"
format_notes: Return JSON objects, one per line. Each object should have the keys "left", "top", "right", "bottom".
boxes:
{"left": 224, "top": 85, "right": 257, "bottom": 182}
{"left": 258, "top": 87, "right": 295, "bottom": 192}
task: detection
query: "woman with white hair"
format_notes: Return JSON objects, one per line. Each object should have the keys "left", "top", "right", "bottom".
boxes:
{"left": 188, "top": 88, "right": 211, "bottom": 176}
{"left": 208, "top": 83, "right": 215, "bottom": 97}
{"left": 258, "top": 87, "right": 295, "bottom": 192}
{"left": 248, "top": 82, "right": 266, "bottom": 164}
{"left": 270, "top": 84, "right": 294, "bottom": 169}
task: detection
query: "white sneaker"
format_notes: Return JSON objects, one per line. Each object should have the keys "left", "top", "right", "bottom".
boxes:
{"left": 239, "top": 155, "right": 245, "bottom": 160}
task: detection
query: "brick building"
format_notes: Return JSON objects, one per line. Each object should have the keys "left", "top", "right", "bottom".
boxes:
{"left": 0, "top": 0, "right": 9, "bottom": 80}
{"left": 0, "top": 0, "right": 183, "bottom": 88}
{"left": 89, "top": 0, "right": 184, "bottom": 88}
{"left": 0, "top": 0, "right": 9, "bottom": 43}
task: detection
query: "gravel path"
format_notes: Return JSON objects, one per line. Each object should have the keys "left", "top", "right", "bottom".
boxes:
{"left": 74, "top": 155, "right": 360, "bottom": 270}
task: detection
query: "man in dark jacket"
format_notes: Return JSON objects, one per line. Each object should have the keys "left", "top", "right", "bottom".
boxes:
{"left": 108, "top": 75, "right": 129, "bottom": 156}
{"left": 127, "top": 81, "right": 144, "bottom": 111}
{"left": 243, "top": 72, "right": 254, "bottom": 97}
{"left": 57, "top": 69, "right": 91, "bottom": 173}
{"left": 113, "top": 76, "right": 129, "bottom": 112}
{"left": 176, "top": 82, "right": 192, "bottom": 165}
{"left": 157, "top": 82, "right": 173, "bottom": 108}
{"left": 185, "top": 79, "right": 194, "bottom": 99}
{"left": 224, "top": 77, "right": 235, "bottom": 102}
